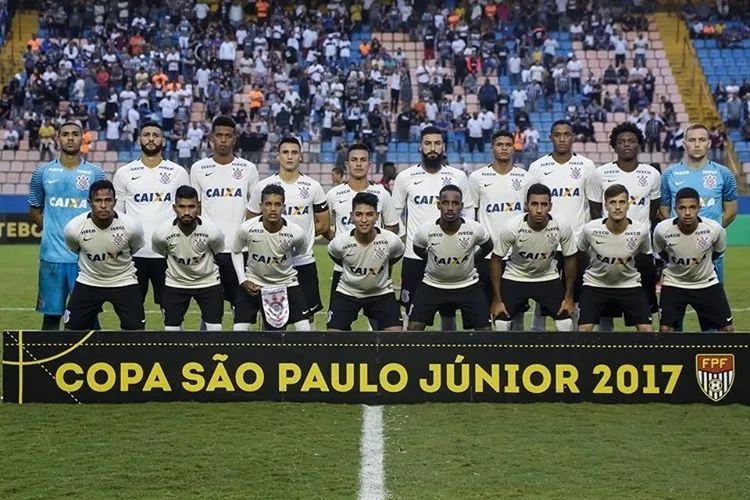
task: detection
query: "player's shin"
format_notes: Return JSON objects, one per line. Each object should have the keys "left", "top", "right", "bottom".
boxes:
{"left": 510, "top": 312, "right": 525, "bottom": 331}
{"left": 440, "top": 315, "right": 456, "bottom": 331}
{"left": 494, "top": 319, "right": 511, "bottom": 331}
{"left": 598, "top": 317, "right": 614, "bottom": 332}
{"left": 554, "top": 318, "right": 573, "bottom": 331}
{"left": 204, "top": 322, "right": 222, "bottom": 331}
{"left": 530, "top": 302, "right": 547, "bottom": 331}
{"left": 41, "top": 315, "right": 62, "bottom": 331}
{"left": 233, "top": 322, "right": 252, "bottom": 331}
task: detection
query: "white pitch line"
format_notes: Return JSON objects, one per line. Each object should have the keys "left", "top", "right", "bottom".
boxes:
{"left": 358, "top": 405, "right": 386, "bottom": 500}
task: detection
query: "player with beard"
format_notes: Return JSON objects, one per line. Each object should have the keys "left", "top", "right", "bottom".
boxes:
{"left": 29, "top": 121, "right": 107, "bottom": 330}
{"left": 589, "top": 122, "right": 661, "bottom": 331}
{"left": 528, "top": 120, "right": 596, "bottom": 330}
{"left": 190, "top": 116, "right": 259, "bottom": 328}
{"left": 392, "top": 126, "right": 473, "bottom": 330}
{"left": 113, "top": 121, "right": 190, "bottom": 310}
{"left": 324, "top": 143, "right": 399, "bottom": 317}
{"left": 247, "top": 137, "right": 329, "bottom": 323}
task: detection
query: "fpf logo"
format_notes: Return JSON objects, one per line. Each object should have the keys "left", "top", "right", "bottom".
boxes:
{"left": 696, "top": 354, "right": 734, "bottom": 402}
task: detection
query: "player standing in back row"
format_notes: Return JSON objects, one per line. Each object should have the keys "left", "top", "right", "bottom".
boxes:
{"left": 113, "top": 121, "right": 190, "bottom": 308}
{"left": 190, "top": 116, "right": 259, "bottom": 328}
{"left": 528, "top": 120, "right": 596, "bottom": 330}
{"left": 246, "top": 137, "right": 329, "bottom": 322}
{"left": 28, "top": 121, "right": 108, "bottom": 330}
{"left": 392, "top": 126, "right": 473, "bottom": 331}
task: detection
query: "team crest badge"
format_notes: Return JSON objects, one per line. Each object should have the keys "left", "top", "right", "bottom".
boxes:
{"left": 703, "top": 174, "right": 717, "bottom": 189}
{"left": 696, "top": 235, "right": 711, "bottom": 251}
{"left": 545, "top": 230, "right": 558, "bottom": 247}
{"left": 193, "top": 237, "right": 207, "bottom": 253}
{"left": 232, "top": 167, "right": 244, "bottom": 180}
{"left": 112, "top": 232, "right": 124, "bottom": 246}
{"left": 459, "top": 236, "right": 471, "bottom": 249}
{"left": 625, "top": 236, "right": 638, "bottom": 250}
{"left": 374, "top": 245, "right": 386, "bottom": 260}
{"left": 638, "top": 175, "right": 648, "bottom": 187}
{"left": 278, "top": 237, "right": 292, "bottom": 252}
{"left": 441, "top": 175, "right": 452, "bottom": 186}
{"left": 696, "top": 354, "right": 735, "bottom": 402}
{"left": 159, "top": 172, "right": 171, "bottom": 184}
{"left": 76, "top": 175, "right": 90, "bottom": 190}
{"left": 511, "top": 177, "right": 522, "bottom": 191}
{"left": 570, "top": 167, "right": 581, "bottom": 179}
{"left": 261, "top": 285, "right": 290, "bottom": 329}
{"left": 299, "top": 186, "right": 310, "bottom": 199}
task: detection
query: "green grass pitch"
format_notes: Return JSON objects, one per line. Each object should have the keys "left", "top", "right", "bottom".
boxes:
{"left": 0, "top": 245, "right": 748, "bottom": 498}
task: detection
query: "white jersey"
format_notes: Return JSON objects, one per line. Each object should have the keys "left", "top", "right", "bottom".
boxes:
{"left": 578, "top": 218, "right": 651, "bottom": 288}
{"left": 392, "top": 164, "right": 473, "bottom": 260}
{"left": 468, "top": 165, "right": 532, "bottom": 259}
{"left": 494, "top": 214, "right": 576, "bottom": 282}
{"left": 247, "top": 173, "right": 327, "bottom": 266}
{"left": 190, "top": 156, "right": 259, "bottom": 252}
{"left": 653, "top": 217, "right": 725, "bottom": 289}
{"left": 528, "top": 153, "right": 596, "bottom": 242}
{"left": 328, "top": 228, "right": 405, "bottom": 298}
{"left": 64, "top": 212, "right": 144, "bottom": 287}
{"left": 233, "top": 217, "right": 307, "bottom": 287}
{"left": 112, "top": 159, "right": 190, "bottom": 258}
{"left": 414, "top": 218, "right": 490, "bottom": 289}
{"left": 151, "top": 217, "right": 224, "bottom": 289}
{"left": 588, "top": 162, "right": 661, "bottom": 224}
{"left": 326, "top": 182, "right": 400, "bottom": 272}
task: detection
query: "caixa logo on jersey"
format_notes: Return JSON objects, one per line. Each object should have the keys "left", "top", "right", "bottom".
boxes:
{"left": 703, "top": 175, "right": 718, "bottom": 189}
{"left": 76, "top": 175, "right": 90, "bottom": 190}
{"left": 696, "top": 354, "right": 735, "bottom": 402}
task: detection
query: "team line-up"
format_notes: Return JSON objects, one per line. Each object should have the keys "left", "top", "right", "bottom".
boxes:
{"left": 28, "top": 116, "right": 737, "bottom": 333}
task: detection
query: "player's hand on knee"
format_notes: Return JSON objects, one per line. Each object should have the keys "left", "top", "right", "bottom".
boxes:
{"left": 557, "top": 298, "right": 574, "bottom": 318}
{"left": 490, "top": 300, "right": 509, "bottom": 321}
{"left": 241, "top": 280, "right": 260, "bottom": 296}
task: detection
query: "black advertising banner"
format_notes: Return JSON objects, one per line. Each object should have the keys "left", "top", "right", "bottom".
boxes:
{"left": 2, "top": 331, "right": 748, "bottom": 404}
{"left": 0, "top": 214, "right": 42, "bottom": 243}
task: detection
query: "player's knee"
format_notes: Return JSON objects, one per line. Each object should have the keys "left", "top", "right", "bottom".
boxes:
{"left": 294, "top": 320, "right": 311, "bottom": 331}
{"left": 407, "top": 321, "right": 425, "bottom": 331}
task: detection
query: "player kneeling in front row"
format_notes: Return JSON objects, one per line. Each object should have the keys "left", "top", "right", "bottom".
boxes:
{"left": 408, "top": 185, "right": 494, "bottom": 331}
{"left": 327, "top": 193, "right": 405, "bottom": 331}
{"left": 152, "top": 186, "right": 225, "bottom": 331}
{"left": 233, "top": 184, "right": 311, "bottom": 331}
{"left": 490, "top": 183, "right": 576, "bottom": 331}
{"left": 653, "top": 187, "right": 734, "bottom": 332}
{"left": 63, "top": 180, "right": 146, "bottom": 330}
{"left": 577, "top": 183, "right": 653, "bottom": 332}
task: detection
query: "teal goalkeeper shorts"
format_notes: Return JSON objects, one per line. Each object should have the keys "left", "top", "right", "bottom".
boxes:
{"left": 36, "top": 261, "right": 79, "bottom": 316}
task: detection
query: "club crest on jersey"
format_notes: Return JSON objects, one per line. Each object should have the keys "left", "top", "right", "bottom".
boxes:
{"left": 232, "top": 167, "right": 244, "bottom": 180}
{"left": 298, "top": 185, "right": 310, "bottom": 199}
{"left": 76, "top": 175, "right": 90, "bottom": 190}
{"left": 459, "top": 236, "right": 471, "bottom": 249}
{"left": 261, "top": 285, "right": 290, "bottom": 329}
{"left": 696, "top": 354, "right": 734, "bottom": 402}
{"left": 545, "top": 231, "right": 558, "bottom": 247}
{"left": 625, "top": 236, "right": 638, "bottom": 250}
{"left": 374, "top": 245, "right": 386, "bottom": 260}
{"left": 159, "top": 172, "right": 171, "bottom": 184}
{"left": 193, "top": 237, "right": 207, "bottom": 253}
{"left": 441, "top": 175, "right": 452, "bottom": 186}
{"left": 703, "top": 174, "right": 717, "bottom": 189}
{"left": 570, "top": 167, "right": 581, "bottom": 180}
{"left": 278, "top": 236, "right": 292, "bottom": 252}
{"left": 696, "top": 235, "right": 711, "bottom": 251}
{"left": 112, "top": 232, "right": 124, "bottom": 246}
{"left": 511, "top": 177, "right": 522, "bottom": 191}
{"left": 638, "top": 175, "right": 648, "bottom": 187}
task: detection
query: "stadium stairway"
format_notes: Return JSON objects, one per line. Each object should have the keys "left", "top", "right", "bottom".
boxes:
{"left": 0, "top": 10, "right": 39, "bottom": 87}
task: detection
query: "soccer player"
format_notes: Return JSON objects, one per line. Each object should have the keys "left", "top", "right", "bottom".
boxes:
{"left": 489, "top": 183, "right": 576, "bottom": 332}
{"left": 190, "top": 116, "right": 259, "bottom": 326}
{"left": 577, "top": 184, "right": 653, "bottom": 332}
{"left": 324, "top": 143, "right": 399, "bottom": 307}
{"left": 113, "top": 121, "right": 190, "bottom": 308}
{"left": 653, "top": 187, "right": 733, "bottom": 332}
{"left": 407, "top": 185, "right": 493, "bottom": 331}
{"left": 659, "top": 123, "right": 737, "bottom": 329}
{"left": 152, "top": 185, "right": 225, "bottom": 332}
{"left": 233, "top": 184, "right": 310, "bottom": 331}
{"left": 528, "top": 120, "right": 596, "bottom": 330}
{"left": 328, "top": 192, "right": 405, "bottom": 331}
{"left": 246, "top": 137, "right": 329, "bottom": 321}
{"left": 468, "top": 129, "right": 532, "bottom": 313}
{"left": 588, "top": 122, "right": 661, "bottom": 330}
{"left": 392, "top": 126, "right": 473, "bottom": 330}
{"left": 28, "top": 121, "right": 107, "bottom": 330}
{"left": 63, "top": 180, "right": 145, "bottom": 330}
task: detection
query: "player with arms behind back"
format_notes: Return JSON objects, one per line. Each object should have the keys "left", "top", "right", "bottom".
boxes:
{"left": 392, "top": 126, "right": 473, "bottom": 330}
{"left": 577, "top": 184, "right": 653, "bottom": 332}
{"left": 190, "top": 116, "right": 259, "bottom": 328}
{"left": 152, "top": 186, "right": 225, "bottom": 331}
{"left": 28, "top": 121, "right": 107, "bottom": 330}
{"left": 63, "top": 180, "right": 145, "bottom": 330}
{"left": 233, "top": 184, "right": 310, "bottom": 331}
{"left": 328, "top": 193, "right": 405, "bottom": 331}
{"left": 113, "top": 121, "right": 190, "bottom": 308}
{"left": 653, "top": 187, "right": 734, "bottom": 332}
{"left": 490, "top": 183, "right": 576, "bottom": 332}
{"left": 247, "top": 137, "right": 329, "bottom": 322}
{"left": 408, "top": 185, "right": 493, "bottom": 331}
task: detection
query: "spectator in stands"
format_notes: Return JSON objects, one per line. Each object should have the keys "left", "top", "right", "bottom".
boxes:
{"left": 3, "top": 124, "right": 18, "bottom": 150}
{"left": 742, "top": 119, "right": 750, "bottom": 142}
{"left": 725, "top": 94, "right": 743, "bottom": 128}
{"left": 602, "top": 64, "right": 618, "bottom": 84}
{"left": 331, "top": 166, "right": 345, "bottom": 186}
{"left": 645, "top": 111, "right": 665, "bottom": 153}
{"left": 467, "top": 111, "right": 483, "bottom": 153}
{"left": 633, "top": 33, "right": 649, "bottom": 67}
{"left": 710, "top": 125, "right": 727, "bottom": 162}
{"left": 38, "top": 119, "right": 56, "bottom": 162}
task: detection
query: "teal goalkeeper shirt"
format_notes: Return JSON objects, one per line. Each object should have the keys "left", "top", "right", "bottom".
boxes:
{"left": 660, "top": 160, "right": 737, "bottom": 224}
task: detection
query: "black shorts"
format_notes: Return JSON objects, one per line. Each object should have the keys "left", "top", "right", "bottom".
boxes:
{"left": 602, "top": 253, "right": 659, "bottom": 317}
{"left": 499, "top": 278, "right": 568, "bottom": 320}
{"left": 327, "top": 291, "right": 402, "bottom": 330}
{"left": 556, "top": 251, "right": 585, "bottom": 302}
{"left": 400, "top": 257, "right": 456, "bottom": 317}
{"left": 659, "top": 284, "right": 733, "bottom": 330}
{"left": 329, "top": 269, "right": 342, "bottom": 309}
{"left": 476, "top": 258, "right": 494, "bottom": 305}
{"left": 409, "top": 282, "right": 490, "bottom": 330}
{"left": 215, "top": 252, "right": 247, "bottom": 305}
{"left": 296, "top": 262, "right": 322, "bottom": 315}
{"left": 162, "top": 284, "right": 224, "bottom": 327}
{"left": 65, "top": 282, "right": 145, "bottom": 330}
{"left": 579, "top": 285, "right": 652, "bottom": 327}
{"left": 234, "top": 284, "right": 308, "bottom": 330}
{"left": 134, "top": 257, "right": 167, "bottom": 305}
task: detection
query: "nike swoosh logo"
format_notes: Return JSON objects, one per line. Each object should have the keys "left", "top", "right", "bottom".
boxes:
{"left": 46, "top": 180, "right": 59, "bottom": 184}
{"left": 667, "top": 242, "right": 677, "bottom": 247}
{"left": 518, "top": 238, "right": 529, "bottom": 242}
{"left": 595, "top": 240, "right": 605, "bottom": 244}
{"left": 543, "top": 171, "right": 553, "bottom": 176}
{"left": 83, "top": 237, "right": 94, "bottom": 241}
{"left": 131, "top": 176, "right": 142, "bottom": 180}
{"left": 414, "top": 181, "right": 423, "bottom": 185}
{"left": 727, "top": 317, "right": 733, "bottom": 322}
{"left": 205, "top": 172, "right": 214, "bottom": 176}
{"left": 674, "top": 181, "right": 685, "bottom": 186}
{"left": 251, "top": 239, "right": 262, "bottom": 243}
{"left": 483, "top": 183, "right": 493, "bottom": 187}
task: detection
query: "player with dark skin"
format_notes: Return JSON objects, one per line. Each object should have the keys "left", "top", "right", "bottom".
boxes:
{"left": 550, "top": 121, "right": 575, "bottom": 165}
{"left": 90, "top": 184, "right": 117, "bottom": 229}
{"left": 239, "top": 190, "right": 286, "bottom": 297}
{"left": 210, "top": 122, "right": 237, "bottom": 166}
